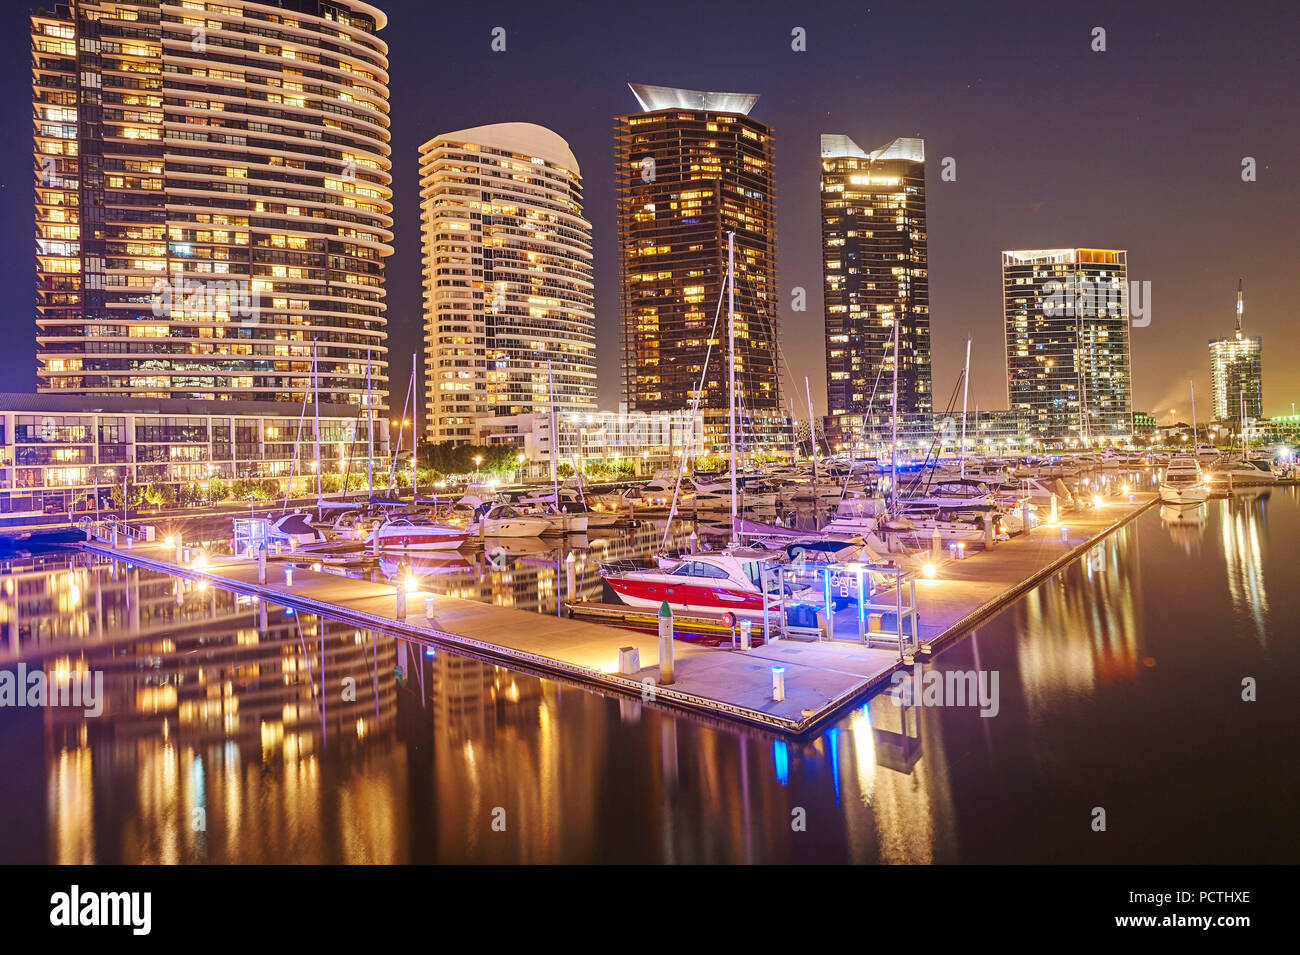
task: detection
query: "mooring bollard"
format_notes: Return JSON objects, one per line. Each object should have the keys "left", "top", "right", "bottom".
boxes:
{"left": 772, "top": 666, "right": 786, "bottom": 703}
{"left": 983, "top": 514, "right": 995, "bottom": 549}
{"left": 658, "top": 600, "right": 674, "bottom": 685}
{"left": 257, "top": 543, "right": 267, "bottom": 584}
{"left": 739, "top": 618, "right": 752, "bottom": 651}
{"left": 110, "top": 526, "right": 118, "bottom": 549}
{"left": 1059, "top": 524, "right": 1069, "bottom": 542}
{"left": 395, "top": 583, "right": 407, "bottom": 621}
{"left": 1049, "top": 493, "right": 1059, "bottom": 524}
{"left": 424, "top": 595, "right": 436, "bottom": 619}
{"left": 1022, "top": 498, "right": 1032, "bottom": 532}
{"left": 618, "top": 646, "right": 640, "bottom": 675}
{"left": 284, "top": 566, "right": 293, "bottom": 587}
{"left": 565, "top": 551, "right": 576, "bottom": 604}
{"left": 930, "top": 526, "right": 941, "bottom": 562}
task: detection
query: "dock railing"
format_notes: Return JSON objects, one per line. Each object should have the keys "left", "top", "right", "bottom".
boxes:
{"left": 79, "top": 517, "right": 155, "bottom": 546}
{"left": 761, "top": 559, "right": 918, "bottom": 657}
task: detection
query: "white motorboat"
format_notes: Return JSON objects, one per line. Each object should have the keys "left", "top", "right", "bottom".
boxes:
{"left": 365, "top": 518, "right": 470, "bottom": 552}
{"left": 691, "top": 476, "right": 778, "bottom": 511}
{"left": 1203, "top": 457, "right": 1276, "bottom": 488}
{"left": 470, "top": 502, "right": 552, "bottom": 538}
{"left": 820, "top": 492, "right": 887, "bottom": 536}
{"left": 1159, "top": 456, "right": 1209, "bottom": 504}
{"left": 264, "top": 511, "right": 325, "bottom": 546}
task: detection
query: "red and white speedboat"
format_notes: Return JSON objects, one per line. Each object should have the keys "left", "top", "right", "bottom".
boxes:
{"left": 365, "top": 518, "right": 469, "bottom": 552}
{"left": 600, "top": 550, "right": 778, "bottom": 617}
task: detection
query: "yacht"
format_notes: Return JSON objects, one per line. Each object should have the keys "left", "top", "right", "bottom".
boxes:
{"left": 1204, "top": 457, "right": 1276, "bottom": 488}
{"left": 600, "top": 549, "right": 779, "bottom": 617}
{"left": 365, "top": 518, "right": 470, "bottom": 552}
{"left": 1158, "top": 456, "right": 1209, "bottom": 504}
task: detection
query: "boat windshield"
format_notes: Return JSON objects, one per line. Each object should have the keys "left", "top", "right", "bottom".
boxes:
{"left": 669, "top": 561, "right": 730, "bottom": 579}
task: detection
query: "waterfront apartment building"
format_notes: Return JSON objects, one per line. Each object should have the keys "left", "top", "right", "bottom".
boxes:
{"left": 32, "top": 0, "right": 393, "bottom": 408}
{"left": 472, "top": 405, "right": 704, "bottom": 478}
{"left": 1209, "top": 280, "right": 1263, "bottom": 424}
{"left": 1003, "top": 249, "right": 1133, "bottom": 443}
{"left": 419, "top": 123, "right": 596, "bottom": 444}
{"left": 0, "top": 392, "right": 387, "bottom": 522}
{"left": 821, "top": 135, "right": 931, "bottom": 445}
{"left": 615, "top": 84, "right": 781, "bottom": 442}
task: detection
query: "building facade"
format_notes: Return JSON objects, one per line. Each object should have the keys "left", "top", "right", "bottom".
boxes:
{"left": 472, "top": 405, "right": 704, "bottom": 478}
{"left": 1003, "top": 249, "right": 1133, "bottom": 443}
{"left": 1209, "top": 280, "right": 1263, "bottom": 424}
{"left": 0, "top": 393, "right": 386, "bottom": 522}
{"left": 821, "top": 135, "right": 931, "bottom": 445}
{"left": 419, "top": 123, "right": 596, "bottom": 444}
{"left": 614, "top": 84, "right": 780, "bottom": 434}
{"left": 32, "top": 0, "right": 392, "bottom": 408}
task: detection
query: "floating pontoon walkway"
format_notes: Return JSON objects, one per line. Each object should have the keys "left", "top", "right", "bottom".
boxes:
{"left": 79, "top": 492, "right": 1155, "bottom": 735}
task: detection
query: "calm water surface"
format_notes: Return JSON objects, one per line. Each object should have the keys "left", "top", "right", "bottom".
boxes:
{"left": 1, "top": 487, "right": 1296, "bottom": 863}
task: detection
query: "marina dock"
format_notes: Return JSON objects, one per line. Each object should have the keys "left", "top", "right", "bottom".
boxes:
{"left": 79, "top": 491, "right": 1156, "bottom": 735}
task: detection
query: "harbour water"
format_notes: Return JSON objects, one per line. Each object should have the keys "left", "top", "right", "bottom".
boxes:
{"left": 1, "top": 487, "right": 1296, "bottom": 863}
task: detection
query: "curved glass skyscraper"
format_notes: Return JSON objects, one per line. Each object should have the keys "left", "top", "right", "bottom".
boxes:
{"left": 419, "top": 122, "right": 596, "bottom": 443}
{"left": 33, "top": 0, "right": 393, "bottom": 409}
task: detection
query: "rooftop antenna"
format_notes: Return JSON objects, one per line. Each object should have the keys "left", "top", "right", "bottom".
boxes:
{"left": 1235, "top": 278, "right": 1244, "bottom": 340}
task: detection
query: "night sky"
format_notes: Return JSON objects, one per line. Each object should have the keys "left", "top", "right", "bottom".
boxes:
{"left": 3, "top": 0, "right": 1296, "bottom": 422}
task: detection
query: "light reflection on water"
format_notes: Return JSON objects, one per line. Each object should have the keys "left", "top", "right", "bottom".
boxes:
{"left": 1, "top": 486, "right": 1296, "bottom": 863}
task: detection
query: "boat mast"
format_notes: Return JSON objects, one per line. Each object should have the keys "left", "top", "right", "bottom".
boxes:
{"left": 805, "top": 375, "right": 818, "bottom": 511}
{"left": 727, "top": 230, "right": 738, "bottom": 543}
{"left": 313, "top": 339, "right": 321, "bottom": 516}
{"left": 960, "top": 337, "right": 971, "bottom": 477}
{"left": 890, "top": 315, "right": 898, "bottom": 516}
{"left": 411, "top": 353, "right": 418, "bottom": 502}
{"left": 1189, "top": 379, "right": 1198, "bottom": 450}
{"left": 365, "top": 348, "right": 373, "bottom": 497}
{"left": 548, "top": 359, "right": 560, "bottom": 504}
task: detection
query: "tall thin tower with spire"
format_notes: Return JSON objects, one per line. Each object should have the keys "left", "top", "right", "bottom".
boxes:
{"left": 1209, "top": 278, "right": 1263, "bottom": 423}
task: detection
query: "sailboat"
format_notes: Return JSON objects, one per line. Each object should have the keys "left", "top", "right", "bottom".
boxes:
{"left": 366, "top": 354, "right": 473, "bottom": 550}
{"left": 602, "top": 232, "right": 786, "bottom": 615}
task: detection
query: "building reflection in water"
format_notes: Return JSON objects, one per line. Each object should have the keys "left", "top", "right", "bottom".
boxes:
{"left": 0, "top": 552, "right": 398, "bottom": 863}
{"left": 1218, "top": 491, "right": 1270, "bottom": 646}
{"left": 1014, "top": 525, "right": 1144, "bottom": 721}
{"left": 11, "top": 489, "right": 1281, "bottom": 863}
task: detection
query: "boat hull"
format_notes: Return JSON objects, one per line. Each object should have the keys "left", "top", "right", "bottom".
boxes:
{"left": 367, "top": 527, "right": 469, "bottom": 551}
{"left": 1159, "top": 483, "right": 1208, "bottom": 505}
{"left": 606, "top": 576, "right": 768, "bottom": 616}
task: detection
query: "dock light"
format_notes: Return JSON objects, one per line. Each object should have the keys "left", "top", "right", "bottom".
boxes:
{"left": 922, "top": 562, "right": 937, "bottom": 579}
{"left": 1092, "top": 494, "right": 1103, "bottom": 508}
{"left": 1121, "top": 483, "right": 1131, "bottom": 495}
{"left": 164, "top": 535, "right": 175, "bottom": 548}
{"left": 771, "top": 666, "right": 786, "bottom": 703}
{"left": 192, "top": 553, "right": 207, "bottom": 570}
{"left": 404, "top": 573, "right": 418, "bottom": 593}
